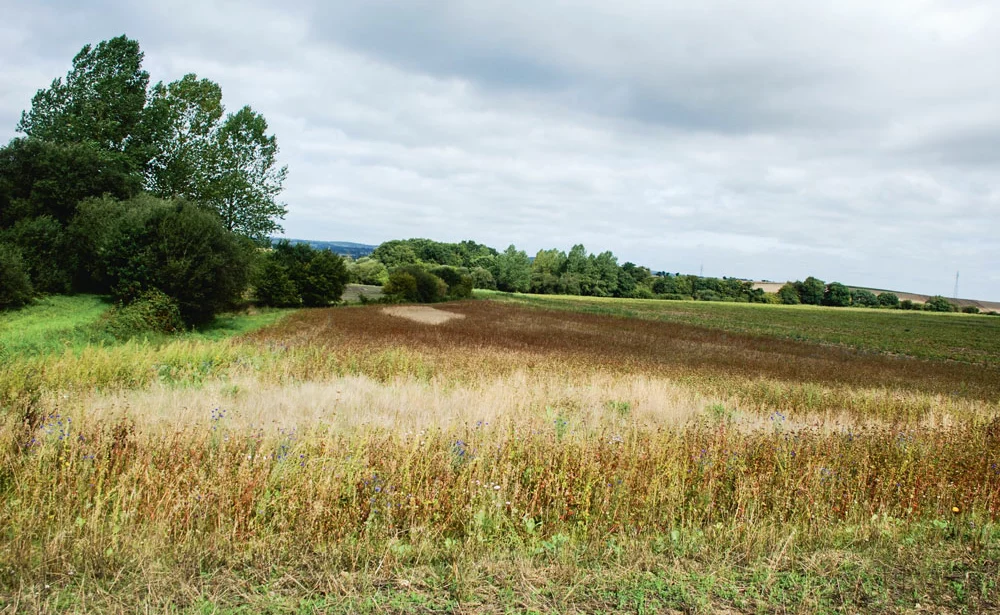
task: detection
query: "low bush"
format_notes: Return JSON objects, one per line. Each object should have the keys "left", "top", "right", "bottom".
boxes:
{"left": 384, "top": 265, "right": 448, "bottom": 303}
{"left": 95, "top": 289, "right": 183, "bottom": 339}
{"left": 962, "top": 305, "right": 980, "bottom": 314}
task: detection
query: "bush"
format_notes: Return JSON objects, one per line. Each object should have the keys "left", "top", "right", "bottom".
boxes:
{"left": 255, "top": 241, "right": 349, "bottom": 307}
{"left": 95, "top": 289, "right": 183, "bottom": 338}
{"left": 348, "top": 257, "right": 389, "bottom": 286}
{"left": 659, "top": 293, "right": 690, "bottom": 301}
{"left": 900, "top": 299, "right": 916, "bottom": 310}
{"left": 924, "top": 296, "right": 956, "bottom": 313}
{"left": 75, "top": 195, "right": 253, "bottom": 324}
{"left": 431, "top": 266, "right": 473, "bottom": 300}
{"left": 851, "top": 289, "right": 879, "bottom": 308}
{"left": 300, "top": 250, "right": 348, "bottom": 307}
{"left": 384, "top": 265, "right": 448, "bottom": 303}
{"left": 962, "top": 305, "right": 980, "bottom": 314}
{"left": 470, "top": 266, "right": 496, "bottom": 290}
{"left": 695, "top": 289, "right": 723, "bottom": 301}
{"left": 777, "top": 283, "right": 801, "bottom": 305}
{"left": 0, "top": 243, "right": 33, "bottom": 308}
{"left": 823, "top": 282, "right": 852, "bottom": 307}
{"left": 253, "top": 257, "right": 299, "bottom": 307}
{"left": 877, "top": 292, "right": 900, "bottom": 308}
{"left": 2, "top": 215, "right": 73, "bottom": 293}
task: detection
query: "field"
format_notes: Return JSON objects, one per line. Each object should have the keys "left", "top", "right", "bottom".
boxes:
{"left": 1, "top": 295, "right": 999, "bottom": 613}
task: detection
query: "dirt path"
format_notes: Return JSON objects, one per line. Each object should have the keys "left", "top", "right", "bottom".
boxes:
{"left": 382, "top": 305, "right": 466, "bottom": 325}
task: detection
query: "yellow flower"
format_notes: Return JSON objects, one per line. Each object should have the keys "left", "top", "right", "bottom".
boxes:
{"left": 952, "top": 506, "right": 960, "bottom": 513}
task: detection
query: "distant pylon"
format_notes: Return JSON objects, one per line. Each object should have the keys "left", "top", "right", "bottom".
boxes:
{"left": 954, "top": 271, "right": 959, "bottom": 299}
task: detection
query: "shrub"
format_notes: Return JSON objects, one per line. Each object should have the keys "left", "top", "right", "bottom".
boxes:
{"left": 777, "top": 283, "right": 801, "bottom": 305}
{"left": 300, "top": 250, "right": 348, "bottom": 307}
{"left": 900, "top": 299, "right": 916, "bottom": 310}
{"left": 95, "top": 289, "right": 183, "bottom": 338}
{"left": 797, "top": 277, "right": 825, "bottom": 305}
{"left": 76, "top": 195, "right": 253, "bottom": 324}
{"left": 851, "top": 289, "right": 879, "bottom": 307}
{"left": 256, "top": 241, "right": 349, "bottom": 307}
{"left": 2, "top": 215, "right": 73, "bottom": 293}
{"left": 924, "top": 296, "right": 956, "bottom": 313}
{"left": 348, "top": 257, "right": 389, "bottom": 286}
{"left": 431, "top": 266, "right": 473, "bottom": 300}
{"left": 385, "top": 265, "right": 448, "bottom": 303}
{"left": 470, "top": 266, "right": 496, "bottom": 290}
{"left": 695, "top": 289, "right": 723, "bottom": 302}
{"left": 823, "top": 282, "right": 852, "bottom": 307}
{"left": 253, "top": 257, "right": 299, "bottom": 307}
{"left": 0, "top": 243, "right": 33, "bottom": 308}
{"left": 659, "top": 293, "right": 690, "bottom": 301}
{"left": 877, "top": 292, "right": 900, "bottom": 308}
{"left": 962, "top": 305, "right": 980, "bottom": 314}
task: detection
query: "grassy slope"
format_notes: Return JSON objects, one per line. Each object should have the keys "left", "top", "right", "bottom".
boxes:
{"left": 0, "top": 294, "right": 293, "bottom": 359}
{"left": 482, "top": 291, "right": 1000, "bottom": 365}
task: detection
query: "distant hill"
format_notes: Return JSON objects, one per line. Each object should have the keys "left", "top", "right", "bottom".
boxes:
{"left": 273, "top": 238, "right": 376, "bottom": 259}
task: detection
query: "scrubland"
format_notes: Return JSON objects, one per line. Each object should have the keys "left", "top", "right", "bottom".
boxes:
{"left": 2, "top": 298, "right": 999, "bottom": 613}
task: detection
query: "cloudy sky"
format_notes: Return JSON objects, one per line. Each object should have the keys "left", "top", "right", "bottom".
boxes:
{"left": 2, "top": 1, "right": 999, "bottom": 299}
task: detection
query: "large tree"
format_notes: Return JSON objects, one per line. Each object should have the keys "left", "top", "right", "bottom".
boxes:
{"left": 17, "top": 36, "right": 149, "bottom": 163}
{"left": 15, "top": 36, "right": 287, "bottom": 244}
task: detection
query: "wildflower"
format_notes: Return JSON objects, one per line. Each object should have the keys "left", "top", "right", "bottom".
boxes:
{"left": 953, "top": 506, "right": 960, "bottom": 513}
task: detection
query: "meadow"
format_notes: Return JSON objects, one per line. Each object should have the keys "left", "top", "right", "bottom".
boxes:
{"left": 1, "top": 295, "right": 998, "bottom": 613}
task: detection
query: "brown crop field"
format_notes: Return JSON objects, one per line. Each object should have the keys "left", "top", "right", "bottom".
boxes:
{"left": 2, "top": 298, "right": 999, "bottom": 613}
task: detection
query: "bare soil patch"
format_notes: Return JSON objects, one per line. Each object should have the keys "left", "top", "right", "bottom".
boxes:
{"left": 382, "top": 305, "right": 465, "bottom": 325}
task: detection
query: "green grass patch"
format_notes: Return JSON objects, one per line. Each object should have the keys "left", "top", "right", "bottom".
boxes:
{"left": 0, "top": 294, "right": 295, "bottom": 360}
{"left": 480, "top": 291, "right": 1000, "bottom": 365}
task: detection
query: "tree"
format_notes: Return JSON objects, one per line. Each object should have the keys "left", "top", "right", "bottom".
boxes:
{"left": 253, "top": 257, "right": 299, "bottom": 307}
{"left": 877, "top": 292, "right": 900, "bottom": 308}
{"left": 0, "top": 138, "right": 139, "bottom": 227}
{"left": 203, "top": 106, "right": 287, "bottom": 242}
{"left": 299, "top": 250, "right": 348, "bottom": 307}
{"left": 142, "top": 74, "right": 224, "bottom": 199}
{"left": 263, "top": 240, "right": 348, "bottom": 306}
{"left": 384, "top": 265, "right": 447, "bottom": 303}
{"left": 17, "top": 35, "right": 149, "bottom": 162}
{"left": 823, "top": 282, "right": 851, "bottom": 307}
{"left": 17, "top": 37, "right": 288, "bottom": 244}
{"left": 494, "top": 245, "right": 531, "bottom": 293}
{"left": 373, "top": 240, "right": 420, "bottom": 269}
{"left": 530, "top": 249, "right": 566, "bottom": 294}
{"left": 924, "top": 296, "right": 956, "bottom": 313}
{"left": 851, "top": 289, "right": 879, "bottom": 307}
{"left": 797, "top": 277, "right": 826, "bottom": 305}
{"left": 1, "top": 215, "right": 73, "bottom": 293}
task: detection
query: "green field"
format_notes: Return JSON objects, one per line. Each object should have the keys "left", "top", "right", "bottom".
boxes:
{"left": 484, "top": 291, "right": 1000, "bottom": 365}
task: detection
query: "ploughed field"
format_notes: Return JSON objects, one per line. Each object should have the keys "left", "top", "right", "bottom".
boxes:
{"left": 2, "top": 297, "right": 999, "bottom": 613}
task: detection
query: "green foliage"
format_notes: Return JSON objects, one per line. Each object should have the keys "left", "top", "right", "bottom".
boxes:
{"left": 878, "top": 292, "right": 900, "bottom": 308}
{"left": 346, "top": 257, "right": 389, "bottom": 286}
{"left": 253, "top": 257, "right": 300, "bottom": 307}
{"left": 384, "top": 265, "right": 448, "bottom": 303}
{"left": 796, "top": 277, "right": 826, "bottom": 305}
{"left": 17, "top": 35, "right": 149, "bottom": 159}
{"left": 76, "top": 195, "right": 252, "bottom": 324}
{"left": 962, "top": 306, "right": 980, "bottom": 314}
{"left": 495, "top": 245, "right": 531, "bottom": 293}
{"left": 900, "top": 299, "right": 916, "bottom": 310}
{"left": 1, "top": 215, "right": 73, "bottom": 293}
{"left": 95, "top": 289, "right": 183, "bottom": 338}
{"left": 469, "top": 266, "right": 496, "bottom": 290}
{"left": 0, "top": 137, "right": 140, "bottom": 228}
{"left": 777, "top": 283, "right": 800, "bottom": 305}
{"left": 299, "top": 249, "right": 348, "bottom": 307}
{"left": 851, "top": 289, "right": 879, "bottom": 308}
{"left": 823, "top": 282, "right": 852, "bottom": 307}
{"left": 0, "top": 243, "right": 33, "bottom": 309}
{"left": 924, "top": 296, "right": 956, "bottom": 313}
{"left": 430, "top": 265, "right": 473, "bottom": 300}
{"left": 255, "top": 241, "right": 348, "bottom": 307}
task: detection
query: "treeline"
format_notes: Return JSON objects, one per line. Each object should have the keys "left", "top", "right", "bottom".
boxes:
{"left": 355, "top": 239, "right": 769, "bottom": 303}
{"left": 0, "top": 36, "right": 348, "bottom": 328}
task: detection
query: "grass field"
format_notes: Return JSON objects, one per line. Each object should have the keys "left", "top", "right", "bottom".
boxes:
{"left": 2, "top": 296, "right": 999, "bottom": 613}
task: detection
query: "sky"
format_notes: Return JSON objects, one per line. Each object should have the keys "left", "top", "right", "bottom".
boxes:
{"left": 2, "top": 1, "right": 999, "bottom": 299}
